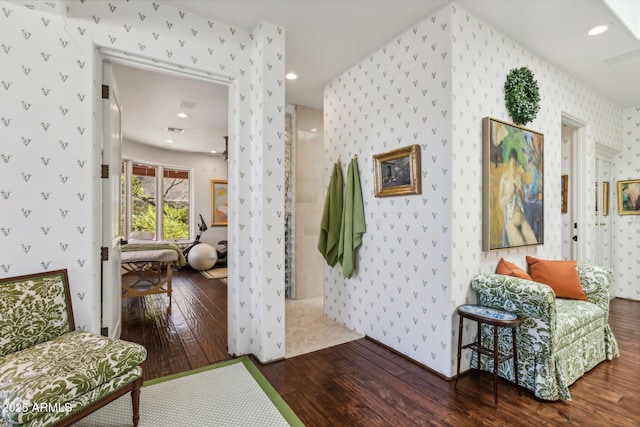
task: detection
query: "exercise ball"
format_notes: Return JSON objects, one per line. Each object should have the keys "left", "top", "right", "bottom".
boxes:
{"left": 187, "top": 243, "right": 217, "bottom": 270}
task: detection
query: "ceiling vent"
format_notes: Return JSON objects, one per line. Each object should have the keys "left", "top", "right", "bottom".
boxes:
{"left": 166, "top": 127, "right": 185, "bottom": 134}
{"left": 178, "top": 100, "right": 196, "bottom": 109}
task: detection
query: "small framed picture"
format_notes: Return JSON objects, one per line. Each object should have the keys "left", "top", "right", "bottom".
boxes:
{"left": 561, "top": 175, "right": 568, "bottom": 214}
{"left": 210, "top": 179, "right": 228, "bottom": 226}
{"left": 617, "top": 179, "right": 640, "bottom": 215}
{"left": 373, "top": 144, "right": 421, "bottom": 197}
{"left": 595, "top": 181, "right": 609, "bottom": 216}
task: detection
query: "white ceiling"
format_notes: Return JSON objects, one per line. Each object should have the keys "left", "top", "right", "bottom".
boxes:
{"left": 111, "top": 0, "right": 640, "bottom": 153}
{"left": 111, "top": 63, "right": 229, "bottom": 154}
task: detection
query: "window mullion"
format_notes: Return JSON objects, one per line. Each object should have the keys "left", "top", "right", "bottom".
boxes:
{"left": 156, "top": 165, "right": 164, "bottom": 241}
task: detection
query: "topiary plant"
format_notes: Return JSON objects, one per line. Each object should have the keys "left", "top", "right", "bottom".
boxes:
{"left": 504, "top": 67, "right": 540, "bottom": 126}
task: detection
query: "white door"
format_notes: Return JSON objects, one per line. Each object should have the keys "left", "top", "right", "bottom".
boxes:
{"left": 595, "top": 156, "right": 613, "bottom": 270}
{"left": 560, "top": 124, "right": 576, "bottom": 260}
{"left": 101, "top": 61, "right": 123, "bottom": 338}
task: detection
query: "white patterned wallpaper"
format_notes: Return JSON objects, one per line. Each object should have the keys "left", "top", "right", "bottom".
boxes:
{"left": 323, "top": 3, "right": 626, "bottom": 377}
{"left": 614, "top": 106, "right": 640, "bottom": 300}
{"left": 324, "top": 6, "right": 454, "bottom": 376}
{"left": 0, "top": 0, "right": 286, "bottom": 362}
{"left": 1, "top": 1, "right": 97, "bottom": 329}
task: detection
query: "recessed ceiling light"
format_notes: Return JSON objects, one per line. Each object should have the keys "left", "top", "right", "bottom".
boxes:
{"left": 310, "top": 128, "right": 318, "bottom": 132}
{"left": 286, "top": 72, "right": 298, "bottom": 80}
{"left": 176, "top": 113, "right": 189, "bottom": 118}
{"left": 588, "top": 24, "right": 609, "bottom": 36}
{"left": 210, "top": 150, "right": 217, "bottom": 154}
{"left": 166, "top": 139, "right": 174, "bottom": 143}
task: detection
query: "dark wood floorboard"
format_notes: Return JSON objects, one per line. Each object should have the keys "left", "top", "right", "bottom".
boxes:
{"left": 120, "top": 270, "right": 639, "bottom": 426}
{"left": 120, "top": 268, "right": 230, "bottom": 382}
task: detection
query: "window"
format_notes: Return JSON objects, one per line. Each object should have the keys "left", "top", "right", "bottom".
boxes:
{"left": 162, "top": 168, "right": 190, "bottom": 240}
{"left": 131, "top": 163, "right": 157, "bottom": 237}
{"left": 122, "top": 160, "right": 191, "bottom": 241}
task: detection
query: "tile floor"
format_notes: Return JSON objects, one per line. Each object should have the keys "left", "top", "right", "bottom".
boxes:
{"left": 285, "top": 296, "right": 363, "bottom": 358}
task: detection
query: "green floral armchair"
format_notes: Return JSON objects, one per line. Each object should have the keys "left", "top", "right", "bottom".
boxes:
{"left": 470, "top": 263, "right": 618, "bottom": 401}
{"left": 0, "top": 270, "right": 147, "bottom": 426}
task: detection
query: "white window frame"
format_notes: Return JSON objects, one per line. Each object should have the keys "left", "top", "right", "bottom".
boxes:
{"left": 122, "top": 157, "right": 194, "bottom": 242}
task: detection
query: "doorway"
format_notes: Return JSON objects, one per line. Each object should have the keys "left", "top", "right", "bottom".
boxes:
{"left": 560, "top": 114, "right": 588, "bottom": 262}
{"left": 595, "top": 146, "right": 616, "bottom": 274}
{"left": 284, "top": 105, "right": 363, "bottom": 358}
{"left": 99, "top": 54, "right": 230, "bottom": 350}
{"left": 560, "top": 124, "right": 576, "bottom": 260}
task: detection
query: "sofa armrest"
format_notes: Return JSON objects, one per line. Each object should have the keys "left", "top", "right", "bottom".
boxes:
{"left": 577, "top": 263, "right": 612, "bottom": 315}
{"left": 471, "top": 273, "right": 557, "bottom": 331}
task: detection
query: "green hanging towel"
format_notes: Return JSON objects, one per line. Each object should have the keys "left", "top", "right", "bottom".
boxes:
{"left": 339, "top": 158, "right": 366, "bottom": 278}
{"left": 318, "top": 162, "right": 344, "bottom": 267}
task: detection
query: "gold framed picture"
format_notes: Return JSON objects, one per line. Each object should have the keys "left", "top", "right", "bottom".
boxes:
{"left": 373, "top": 144, "right": 421, "bottom": 197}
{"left": 482, "top": 117, "right": 544, "bottom": 251}
{"left": 210, "top": 179, "right": 228, "bottom": 226}
{"left": 602, "top": 181, "right": 609, "bottom": 216}
{"left": 617, "top": 179, "right": 640, "bottom": 215}
{"left": 561, "top": 174, "right": 568, "bottom": 214}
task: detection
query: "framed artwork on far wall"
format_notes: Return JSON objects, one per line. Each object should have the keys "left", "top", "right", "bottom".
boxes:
{"left": 561, "top": 174, "right": 568, "bottom": 214}
{"left": 617, "top": 179, "right": 640, "bottom": 215}
{"left": 210, "top": 179, "right": 228, "bottom": 226}
{"left": 373, "top": 144, "right": 421, "bottom": 197}
{"left": 596, "top": 181, "right": 609, "bottom": 216}
{"left": 482, "top": 117, "right": 544, "bottom": 251}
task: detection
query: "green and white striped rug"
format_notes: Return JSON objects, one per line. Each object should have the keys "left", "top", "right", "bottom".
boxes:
{"left": 76, "top": 357, "right": 303, "bottom": 427}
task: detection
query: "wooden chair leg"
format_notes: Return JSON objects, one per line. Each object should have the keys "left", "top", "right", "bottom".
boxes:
{"left": 131, "top": 377, "right": 143, "bottom": 427}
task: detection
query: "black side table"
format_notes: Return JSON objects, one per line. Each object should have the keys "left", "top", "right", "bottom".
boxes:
{"left": 454, "top": 304, "right": 522, "bottom": 407}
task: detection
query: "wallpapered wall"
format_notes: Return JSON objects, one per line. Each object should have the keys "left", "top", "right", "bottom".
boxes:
{"left": 615, "top": 107, "right": 640, "bottom": 299}
{"left": 323, "top": 6, "right": 454, "bottom": 376}
{"left": 448, "top": 4, "right": 625, "bottom": 372}
{"left": 323, "top": 4, "right": 626, "bottom": 377}
{"left": 0, "top": 0, "right": 286, "bottom": 362}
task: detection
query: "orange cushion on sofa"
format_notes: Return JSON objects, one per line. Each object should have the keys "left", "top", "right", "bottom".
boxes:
{"left": 495, "top": 258, "right": 532, "bottom": 280}
{"left": 526, "top": 256, "right": 587, "bottom": 301}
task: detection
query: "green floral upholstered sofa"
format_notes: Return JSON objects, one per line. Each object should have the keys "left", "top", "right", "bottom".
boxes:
{"left": 470, "top": 263, "right": 618, "bottom": 401}
{"left": 0, "top": 270, "right": 147, "bottom": 426}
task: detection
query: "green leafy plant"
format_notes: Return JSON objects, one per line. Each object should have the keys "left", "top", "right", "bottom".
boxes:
{"left": 504, "top": 67, "right": 540, "bottom": 126}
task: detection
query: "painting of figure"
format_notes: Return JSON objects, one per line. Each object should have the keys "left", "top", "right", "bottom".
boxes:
{"left": 617, "top": 180, "right": 640, "bottom": 215}
{"left": 483, "top": 117, "right": 544, "bottom": 251}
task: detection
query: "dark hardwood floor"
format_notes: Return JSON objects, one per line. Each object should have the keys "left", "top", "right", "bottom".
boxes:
{"left": 121, "top": 268, "right": 230, "bottom": 382}
{"left": 121, "top": 269, "right": 639, "bottom": 426}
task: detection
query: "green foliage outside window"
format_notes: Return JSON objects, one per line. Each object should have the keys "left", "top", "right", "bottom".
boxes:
{"left": 163, "top": 201, "right": 189, "bottom": 239}
{"left": 131, "top": 175, "right": 189, "bottom": 240}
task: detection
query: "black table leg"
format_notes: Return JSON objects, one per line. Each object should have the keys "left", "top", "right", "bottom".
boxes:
{"left": 455, "top": 316, "right": 464, "bottom": 388}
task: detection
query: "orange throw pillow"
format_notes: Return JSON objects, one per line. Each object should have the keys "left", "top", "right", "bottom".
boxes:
{"left": 526, "top": 256, "right": 587, "bottom": 300}
{"left": 495, "top": 258, "right": 532, "bottom": 280}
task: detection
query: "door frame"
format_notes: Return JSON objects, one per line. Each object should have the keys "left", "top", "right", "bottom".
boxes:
{"left": 97, "top": 48, "right": 236, "bottom": 343}
{"left": 100, "top": 61, "right": 123, "bottom": 338}
{"left": 595, "top": 144, "right": 618, "bottom": 270}
{"left": 561, "top": 113, "right": 587, "bottom": 262}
